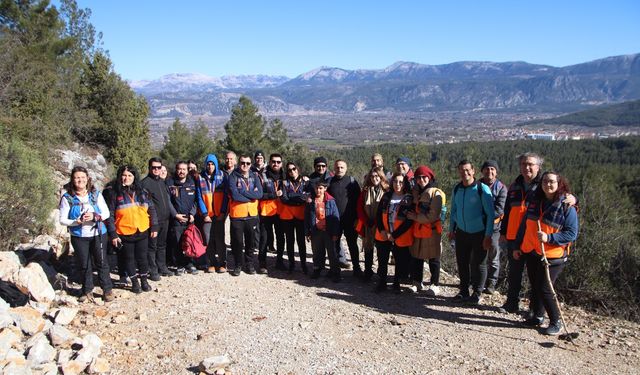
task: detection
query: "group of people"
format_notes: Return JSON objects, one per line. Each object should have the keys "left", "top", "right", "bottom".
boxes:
{"left": 59, "top": 150, "right": 578, "bottom": 336}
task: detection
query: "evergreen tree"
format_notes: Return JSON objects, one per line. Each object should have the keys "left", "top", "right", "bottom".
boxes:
{"left": 189, "top": 118, "right": 218, "bottom": 164}
{"left": 222, "top": 96, "right": 265, "bottom": 155}
{"left": 160, "top": 118, "right": 191, "bottom": 166}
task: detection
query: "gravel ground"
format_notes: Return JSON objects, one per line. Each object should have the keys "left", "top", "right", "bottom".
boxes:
{"left": 69, "top": 247, "right": 640, "bottom": 375}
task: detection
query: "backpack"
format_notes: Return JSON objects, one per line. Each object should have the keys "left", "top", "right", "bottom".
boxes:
{"left": 181, "top": 224, "right": 207, "bottom": 258}
{"left": 432, "top": 188, "right": 447, "bottom": 223}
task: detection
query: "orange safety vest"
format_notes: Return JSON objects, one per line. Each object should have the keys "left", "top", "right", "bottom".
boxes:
{"left": 114, "top": 192, "right": 151, "bottom": 236}
{"left": 520, "top": 206, "right": 569, "bottom": 258}
{"left": 229, "top": 199, "right": 258, "bottom": 218}
{"left": 506, "top": 186, "right": 527, "bottom": 240}
{"left": 375, "top": 211, "right": 414, "bottom": 247}
{"left": 259, "top": 199, "right": 280, "bottom": 217}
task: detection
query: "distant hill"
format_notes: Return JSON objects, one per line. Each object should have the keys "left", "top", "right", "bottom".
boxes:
{"left": 525, "top": 99, "right": 640, "bottom": 127}
{"left": 133, "top": 53, "right": 640, "bottom": 118}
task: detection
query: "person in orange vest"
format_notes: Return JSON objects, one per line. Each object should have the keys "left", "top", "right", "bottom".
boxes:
{"left": 374, "top": 173, "right": 415, "bottom": 293}
{"left": 256, "top": 153, "right": 286, "bottom": 273}
{"left": 107, "top": 165, "right": 158, "bottom": 294}
{"left": 305, "top": 180, "right": 341, "bottom": 282}
{"left": 479, "top": 160, "right": 507, "bottom": 294}
{"left": 280, "top": 161, "right": 310, "bottom": 274}
{"left": 407, "top": 165, "right": 444, "bottom": 296}
{"left": 514, "top": 171, "right": 578, "bottom": 335}
{"left": 226, "top": 155, "right": 263, "bottom": 276}
{"left": 197, "top": 153, "right": 228, "bottom": 273}
{"left": 499, "top": 153, "right": 577, "bottom": 314}
{"left": 355, "top": 167, "right": 389, "bottom": 281}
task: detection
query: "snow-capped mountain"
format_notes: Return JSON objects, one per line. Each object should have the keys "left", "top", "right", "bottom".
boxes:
{"left": 129, "top": 73, "right": 290, "bottom": 94}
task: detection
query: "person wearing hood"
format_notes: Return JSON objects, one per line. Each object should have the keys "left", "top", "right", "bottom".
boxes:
{"left": 226, "top": 154, "right": 263, "bottom": 276}
{"left": 256, "top": 153, "right": 286, "bottom": 273}
{"left": 141, "top": 157, "right": 177, "bottom": 279}
{"left": 197, "top": 153, "right": 229, "bottom": 273}
{"left": 107, "top": 165, "right": 158, "bottom": 294}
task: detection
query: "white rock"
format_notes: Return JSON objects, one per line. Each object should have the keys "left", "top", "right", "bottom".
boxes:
{"left": 48, "top": 324, "right": 75, "bottom": 347}
{"left": 199, "top": 354, "right": 232, "bottom": 374}
{"left": 54, "top": 307, "right": 78, "bottom": 325}
{"left": 55, "top": 295, "right": 79, "bottom": 307}
{"left": 29, "top": 300, "right": 50, "bottom": 314}
{"left": 61, "top": 360, "right": 87, "bottom": 375}
{"left": 9, "top": 306, "right": 46, "bottom": 335}
{"left": 74, "top": 333, "right": 103, "bottom": 365}
{"left": 1, "top": 358, "right": 32, "bottom": 375}
{"left": 0, "top": 296, "right": 9, "bottom": 311}
{"left": 0, "top": 310, "right": 14, "bottom": 329}
{"left": 26, "top": 333, "right": 56, "bottom": 364}
{"left": 57, "top": 348, "right": 73, "bottom": 366}
{"left": 0, "top": 327, "right": 22, "bottom": 354}
{"left": 13, "top": 263, "right": 56, "bottom": 303}
{"left": 87, "top": 357, "right": 110, "bottom": 374}
{"left": 31, "top": 362, "right": 58, "bottom": 375}
{"left": 0, "top": 251, "right": 23, "bottom": 281}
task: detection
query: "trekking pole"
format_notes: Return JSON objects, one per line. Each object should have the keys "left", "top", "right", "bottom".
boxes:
{"left": 537, "top": 221, "right": 579, "bottom": 343}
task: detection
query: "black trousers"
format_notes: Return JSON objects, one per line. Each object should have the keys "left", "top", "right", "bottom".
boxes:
{"left": 147, "top": 219, "right": 169, "bottom": 275}
{"left": 120, "top": 231, "right": 149, "bottom": 278}
{"left": 335, "top": 219, "right": 360, "bottom": 268}
{"left": 230, "top": 217, "right": 258, "bottom": 269}
{"left": 455, "top": 230, "right": 488, "bottom": 296}
{"left": 505, "top": 240, "right": 527, "bottom": 307}
{"left": 201, "top": 216, "right": 227, "bottom": 268}
{"left": 376, "top": 241, "right": 410, "bottom": 285}
{"left": 282, "top": 218, "right": 306, "bottom": 267}
{"left": 410, "top": 257, "right": 441, "bottom": 286}
{"left": 258, "top": 215, "right": 284, "bottom": 264}
{"left": 71, "top": 235, "right": 112, "bottom": 294}
{"left": 526, "top": 253, "right": 566, "bottom": 323}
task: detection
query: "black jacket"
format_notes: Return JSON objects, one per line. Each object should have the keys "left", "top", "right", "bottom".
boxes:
{"left": 141, "top": 175, "right": 176, "bottom": 221}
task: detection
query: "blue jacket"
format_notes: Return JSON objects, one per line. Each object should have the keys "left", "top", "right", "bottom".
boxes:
{"left": 305, "top": 193, "right": 340, "bottom": 237}
{"left": 449, "top": 180, "right": 495, "bottom": 236}
{"left": 167, "top": 176, "right": 201, "bottom": 217}
{"left": 62, "top": 191, "right": 107, "bottom": 236}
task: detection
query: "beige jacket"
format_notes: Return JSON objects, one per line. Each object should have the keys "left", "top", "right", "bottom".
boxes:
{"left": 410, "top": 186, "right": 444, "bottom": 260}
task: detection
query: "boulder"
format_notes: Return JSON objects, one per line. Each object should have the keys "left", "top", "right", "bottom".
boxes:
{"left": 87, "top": 357, "right": 110, "bottom": 374}
{"left": 0, "top": 327, "right": 22, "bottom": 354}
{"left": 199, "top": 355, "right": 232, "bottom": 374}
{"left": 54, "top": 307, "right": 78, "bottom": 325}
{"left": 1, "top": 358, "right": 32, "bottom": 375}
{"left": 26, "top": 333, "right": 56, "bottom": 365}
{"left": 48, "top": 324, "right": 75, "bottom": 347}
{"left": 12, "top": 263, "right": 55, "bottom": 303}
{"left": 0, "top": 251, "right": 23, "bottom": 282}
{"left": 9, "top": 306, "right": 46, "bottom": 335}
{"left": 74, "top": 333, "right": 102, "bottom": 365}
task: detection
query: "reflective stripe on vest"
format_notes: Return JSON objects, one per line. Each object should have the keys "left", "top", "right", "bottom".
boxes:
{"left": 375, "top": 212, "right": 413, "bottom": 247}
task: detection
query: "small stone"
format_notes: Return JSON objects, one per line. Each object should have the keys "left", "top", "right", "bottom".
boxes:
{"left": 48, "top": 324, "right": 76, "bottom": 347}
{"left": 199, "top": 354, "right": 232, "bottom": 374}
{"left": 93, "top": 308, "right": 109, "bottom": 318}
{"left": 62, "top": 360, "right": 88, "bottom": 375}
{"left": 9, "top": 305, "right": 46, "bottom": 335}
{"left": 87, "top": 357, "right": 110, "bottom": 374}
{"left": 125, "top": 338, "right": 139, "bottom": 348}
{"left": 55, "top": 307, "right": 79, "bottom": 325}
{"left": 136, "top": 313, "right": 147, "bottom": 321}
{"left": 32, "top": 362, "right": 58, "bottom": 375}
{"left": 111, "top": 314, "right": 128, "bottom": 324}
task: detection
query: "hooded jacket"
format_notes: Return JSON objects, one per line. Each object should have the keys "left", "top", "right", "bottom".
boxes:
{"left": 197, "top": 154, "right": 227, "bottom": 217}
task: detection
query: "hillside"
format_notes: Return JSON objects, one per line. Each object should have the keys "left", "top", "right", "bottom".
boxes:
{"left": 525, "top": 99, "right": 640, "bottom": 127}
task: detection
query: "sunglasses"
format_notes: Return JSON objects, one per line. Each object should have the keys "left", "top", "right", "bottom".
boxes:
{"left": 151, "top": 166, "right": 162, "bottom": 170}
{"left": 240, "top": 162, "right": 251, "bottom": 166}
{"left": 287, "top": 167, "right": 297, "bottom": 172}
{"left": 271, "top": 160, "right": 282, "bottom": 164}
{"left": 315, "top": 164, "right": 327, "bottom": 168}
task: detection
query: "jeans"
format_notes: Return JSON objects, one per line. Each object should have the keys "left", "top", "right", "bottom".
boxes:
{"left": 410, "top": 257, "right": 440, "bottom": 286}
{"left": 376, "top": 241, "right": 410, "bottom": 285}
{"left": 455, "top": 230, "right": 488, "bottom": 296}
{"left": 486, "top": 231, "right": 502, "bottom": 288}
{"left": 230, "top": 217, "right": 258, "bottom": 269}
{"left": 311, "top": 230, "right": 339, "bottom": 273}
{"left": 71, "top": 235, "right": 112, "bottom": 294}
{"left": 147, "top": 219, "right": 169, "bottom": 275}
{"left": 282, "top": 218, "right": 306, "bottom": 268}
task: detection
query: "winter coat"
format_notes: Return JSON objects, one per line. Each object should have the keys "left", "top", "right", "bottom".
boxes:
{"left": 410, "top": 185, "right": 444, "bottom": 260}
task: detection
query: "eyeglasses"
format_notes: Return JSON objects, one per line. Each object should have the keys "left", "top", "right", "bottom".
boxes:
{"left": 240, "top": 162, "right": 251, "bottom": 166}
{"left": 271, "top": 160, "right": 282, "bottom": 164}
{"left": 315, "top": 164, "right": 327, "bottom": 168}
{"left": 287, "top": 167, "right": 297, "bottom": 172}
{"left": 151, "top": 165, "right": 162, "bottom": 170}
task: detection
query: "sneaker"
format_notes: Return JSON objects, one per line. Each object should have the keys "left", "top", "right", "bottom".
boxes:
{"left": 149, "top": 273, "right": 161, "bottom": 282}
{"left": 231, "top": 267, "right": 242, "bottom": 276}
{"left": 425, "top": 285, "right": 440, "bottom": 297}
{"left": 103, "top": 290, "right": 115, "bottom": 302}
{"left": 452, "top": 293, "right": 469, "bottom": 303}
{"left": 131, "top": 279, "right": 142, "bottom": 294}
{"left": 175, "top": 268, "right": 185, "bottom": 276}
{"left": 310, "top": 269, "right": 322, "bottom": 279}
{"left": 217, "top": 266, "right": 227, "bottom": 274}
{"left": 545, "top": 321, "right": 563, "bottom": 336}
{"left": 187, "top": 266, "right": 199, "bottom": 275}
{"left": 482, "top": 286, "right": 496, "bottom": 295}
{"left": 498, "top": 303, "right": 519, "bottom": 314}
{"left": 339, "top": 261, "right": 352, "bottom": 270}
{"left": 258, "top": 266, "right": 268, "bottom": 274}
{"left": 524, "top": 316, "right": 545, "bottom": 327}
{"left": 465, "top": 293, "right": 481, "bottom": 306}
{"left": 207, "top": 266, "right": 217, "bottom": 273}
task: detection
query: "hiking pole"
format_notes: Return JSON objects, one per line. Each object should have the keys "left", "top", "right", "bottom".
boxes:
{"left": 537, "top": 221, "right": 579, "bottom": 342}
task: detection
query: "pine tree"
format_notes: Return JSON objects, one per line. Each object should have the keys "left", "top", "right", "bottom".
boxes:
{"left": 160, "top": 118, "right": 191, "bottom": 166}
{"left": 222, "top": 96, "right": 265, "bottom": 155}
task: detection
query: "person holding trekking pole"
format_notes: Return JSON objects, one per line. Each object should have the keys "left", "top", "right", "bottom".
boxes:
{"left": 514, "top": 171, "right": 578, "bottom": 335}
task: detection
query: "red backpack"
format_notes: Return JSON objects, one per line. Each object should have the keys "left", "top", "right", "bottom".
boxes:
{"left": 181, "top": 224, "right": 207, "bottom": 258}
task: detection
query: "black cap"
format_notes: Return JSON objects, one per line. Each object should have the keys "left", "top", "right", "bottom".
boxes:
{"left": 481, "top": 160, "right": 499, "bottom": 171}
{"left": 314, "top": 156, "right": 328, "bottom": 166}
{"left": 254, "top": 150, "right": 264, "bottom": 159}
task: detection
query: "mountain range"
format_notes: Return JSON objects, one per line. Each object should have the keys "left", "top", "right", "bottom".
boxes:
{"left": 132, "top": 53, "right": 640, "bottom": 119}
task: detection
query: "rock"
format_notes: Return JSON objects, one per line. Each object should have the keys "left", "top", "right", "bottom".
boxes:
{"left": 48, "top": 324, "right": 75, "bottom": 347}
{"left": 26, "top": 333, "right": 56, "bottom": 365}
{"left": 61, "top": 360, "right": 87, "bottom": 375}
{"left": 74, "top": 333, "right": 103, "bottom": 365}
{"left": 9, "top": 306, "right": 46, "bottom": 335}
{"left": 54, "top": 307, "right": 78, "bottom": 325}
{"left": 1, "top": 358, "right": 31, "bottom": 375}
{"left": 111, "top": 314, "right": 128, "bottom": 324}
{"left": 55, "top": 295, "right": 79, "bottom": 307}
{"left": 31, "top": 362, "right": 58, "bottom": 375}
{"left": 199, "top": 355, "right": 232, "bottom": 374}
{"left": 125, "top": 338, "right": 138, "bottom": 348}
{"left": 93, "top": 308, "right": 108, "bottom": 318}
{"left": 29, "top": 301, "right": 51, "bottom": 315}
{"left": 1, "top": 347, "right": 25, "bottom": 362}
{"left": 0, "top": 327, "right": 22, "bottom": 353}
{"left": 57, "top": 349, "right": 73, "bottom": 366}
{"left": 36, "top": 261, "right": 59, "bottom": 290}
{"left": 136, "top": 313, "right": 147, "bottom": 321}
{"left": 0, "top": 296, "right": 9, "bottom": 311}
{"left": 0, "top": 310, "right": 14, "bottom": 329}
{"left": 12, "top": 262, "right": 56, "bottom": 303}
{"left": 0, "top": 251, "right": 23, "bottom": 281}
{"left": 87, "top": 357, "right": 110, "bottom": 374}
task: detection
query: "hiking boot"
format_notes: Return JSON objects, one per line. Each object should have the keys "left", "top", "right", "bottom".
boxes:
{"left": 545, "top": 321, "right": 563, "bottom": 336}
{"left": 353, "top": 267, "right": 363, "bottom": 279}
{"left": 363, "top": 269, "right": 374, "bottom": 282}
{"left": 301, "top": 263, "right": 309, "bottom": 275}
{"left": 140, "top": 277, "right": 152, "bottom": 292}
{"left": 103, "top": 290, "right": 115, "bottom": 302}
{"left": 392, "top": 282, "right": 402, "bottom": 294}
{"left": 78, "top": 293, "right": 93, "bottom": 303}
{"left": 160, "top": 269, "right": 173, "bottom": 277}
{"left": 425, "top": 285, "right": 440, "bottom": 297}
{"left": 231, "top": 267, "right": 242, "bottom": 276}
{"left": 498, "top": 303, "right": 519, "bottom": 314}
{"left": 524, "top": 316, "right": 545, "bottom": 327}
{"left": 483, "top": 285, "right": 496, "bottom": 295}
{"left": 131, "top": 278, "right": 142, "bottom": 294}
{"left": 245, "top": 265, "right": 256, "bottom": 275}
{"left": 117, "top": 276, "right": 131, "bottom": 287}
{"left": 288, "top": 263, "right": 295, "bottom": 274}
{"left": 217, "top": 266, "right": 227, "bottom": 274}
{"left": 149, "top": 273, "right": 161, "bottom": 282}
{"left": 465, "top": 292, "right": 481, "bottom": 306}
{"left": 310, "top": 269, "right": 322, "bottom": 279}
{"left": 275, "top": 261, "right": 287, "bottom": 271}
{"left": 452, "top": 292, "right": 469, "bottom": 303}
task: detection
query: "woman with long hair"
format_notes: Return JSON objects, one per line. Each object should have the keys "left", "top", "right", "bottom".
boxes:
{"left": 59, "top": 166, "right": 113, "bottom": 302}
{"left": 356, "top": 167, "right": 389, "bottom": 281}
{"left": 514, "top": 171, "right": 578, "bottom": 335}
{"left": 106, "top": 165, "right": 158, "bottom": 294}
{"left": 374, "top": 173, "right": 414, "bottom": 293}
{"left": 280, "top": 162, "right": 309, "bottom": 273}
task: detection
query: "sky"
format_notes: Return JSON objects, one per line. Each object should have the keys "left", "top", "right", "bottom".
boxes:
{"left": 74, "top": 0, "right": 640, "bottom": 81}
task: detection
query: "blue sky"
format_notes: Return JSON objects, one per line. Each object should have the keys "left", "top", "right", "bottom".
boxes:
{"left": 75, "top": 0, "right": 640, "bottom": 81}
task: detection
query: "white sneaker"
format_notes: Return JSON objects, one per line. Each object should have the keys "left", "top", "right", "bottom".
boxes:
{"left": 425, "top": 285, "right": 439, "bottom": 296}
{"left": 409, "top": 282, "right": 424, "bottom": 293}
